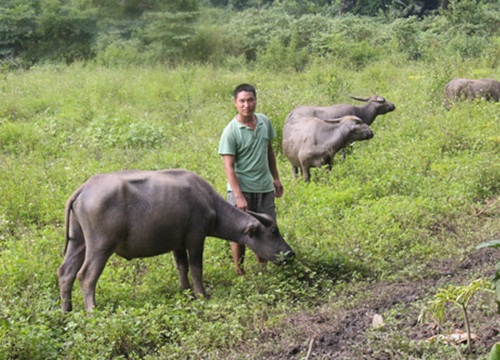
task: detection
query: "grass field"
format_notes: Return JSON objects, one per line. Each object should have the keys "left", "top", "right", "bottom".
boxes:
{"left": 0, "top": 58, "right": 499, "bottom": 359}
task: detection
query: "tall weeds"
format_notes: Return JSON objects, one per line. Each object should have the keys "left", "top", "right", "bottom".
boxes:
{"left": 0, "top": 55, "right": 499, "bottom": 358}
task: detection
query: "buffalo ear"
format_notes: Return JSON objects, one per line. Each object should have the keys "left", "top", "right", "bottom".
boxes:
{"left": 247, "top": 211, "right": 274, "bottom": 227}
{"left": 338, "top": 115, "right": 362, "bottom": 124}
{"left": 244, "top": 223, "right": 257, "bottom": 237}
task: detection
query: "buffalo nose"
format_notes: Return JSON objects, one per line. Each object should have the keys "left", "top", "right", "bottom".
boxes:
{"left": 285, "top": 251, "right": 295, "bottom": 259}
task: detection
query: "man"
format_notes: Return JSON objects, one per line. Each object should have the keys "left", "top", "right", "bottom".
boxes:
{"left": 218, "top": 83, "right": 284, "bottom": 275}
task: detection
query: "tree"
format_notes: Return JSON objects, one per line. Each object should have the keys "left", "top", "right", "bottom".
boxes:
{"left": 75, "top": 0, "right": 199, "bottom": 17}
{"left": 0, "top": 1, "right": 37, "bottom": 58}
{"left": 338, "top": 0, "right": 445, "bottom": 16}
{"left": 393, "top": 0, "right": 442, "bottom": 17}
{"left": 32, "top": 1, "right": 97, "bottom": 62}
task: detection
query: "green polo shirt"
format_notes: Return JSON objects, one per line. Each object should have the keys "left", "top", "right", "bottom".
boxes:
{"left": 218, "top": 113, "right": 276, "bottom": 193}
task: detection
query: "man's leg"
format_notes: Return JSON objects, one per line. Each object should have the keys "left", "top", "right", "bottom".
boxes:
{"left": 228, "top": 191, "right": 249, "bottom": 275}
{"left": 253, "top": 192, "right": 277, "bottom": 271}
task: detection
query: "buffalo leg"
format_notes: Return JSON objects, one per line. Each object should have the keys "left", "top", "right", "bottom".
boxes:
{"left": 188, "top": 242, "right": 206, "bottom": 296}
{"left": 57, "top": 238, "right": 86, "bottom": 313}
{"left": 255, "top": 255, "right": 268, "bottom": 272}
{"left": 231, "top": 242, "right": 246, "bottom": 275}
{"left": 301, "top": 165, "right": 311, "bottom": 182}
{"left": 173, "top": 249, "right": 191, "bottom": 291}
{"left": 77, "top": 247, "right": 113, "bottom": 311}
{"left": 299, "top": 157, "right": 312, "bottom": 182}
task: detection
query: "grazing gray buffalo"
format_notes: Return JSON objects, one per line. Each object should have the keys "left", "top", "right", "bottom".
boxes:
{"left": 287, "top": 95, "right": 396, "bottom": 126}
{"left": 444, "top": 78, "right": 500, "bottom": 108}
{"left": 57, "top": 169, "right": 294, "bottom": 312}
{"left": 282, "top": 115, "right": 374, "bottom": 182}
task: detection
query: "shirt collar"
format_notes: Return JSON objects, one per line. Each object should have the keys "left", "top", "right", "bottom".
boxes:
{"left": 234, "top": 114, "right": 261, "bottom": 129}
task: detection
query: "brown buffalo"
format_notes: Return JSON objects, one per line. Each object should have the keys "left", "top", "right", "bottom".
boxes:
{"left": 288, "top": 95, "right": 395, "bottom": 126}
{"left": 57, "top": 169, "right": 294, "bottom": 312}
{"left": 282, "top": 115, "right": 374, "bottom": 182}
{"left": 444, "top": 78, "right": 500, "bottom": 108}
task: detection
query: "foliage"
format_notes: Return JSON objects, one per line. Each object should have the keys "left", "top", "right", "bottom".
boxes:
{"left": 0, "top": 55, "right": 499, "bottom": 358}
{"left": 0, "top": 3, "right": 500, "bottom": 359}
{"left": 136, "top": 10, "right": 199, "bottom": 64}
{"left": 477, "top": 239, "right": 500, "bottom": 314}
{"left": 419, "top": 278, "right": 494, "bottom": 352}
{"left": 0, "top": 0, "right": 37, "bottom": 57}
{"left": 490, "top": 343, "right": 500, "bottom": 360}
{"left": 0, "top": 1, "right": 499, "bottom": 67}
{"left": 34, "top": 5, "right": 97, "bottom": 63}
{"left": 257, "top": 30, "right": 309, "bottom": 72}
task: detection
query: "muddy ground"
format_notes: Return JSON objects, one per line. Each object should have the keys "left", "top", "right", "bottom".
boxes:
{"left": 253, "top": 247, "right": 499, "bottom": 359}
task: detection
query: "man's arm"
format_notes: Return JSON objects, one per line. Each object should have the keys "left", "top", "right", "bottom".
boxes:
{"left": 222, "top": 154, "right": 248, "bottom": 211}
{"left": 267, "top": 142, "right": 284, "bottom": 198}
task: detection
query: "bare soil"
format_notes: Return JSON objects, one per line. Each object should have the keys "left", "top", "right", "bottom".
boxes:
{"left": 252, "top": 247, "right": 499, "bottom": 360}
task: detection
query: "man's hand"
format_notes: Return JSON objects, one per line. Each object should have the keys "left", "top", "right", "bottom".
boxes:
{"left": 236, "top": 194, "right": 249, "bottom": 212}
{"left": 274, "top": 179, "right": 284, "bottom": 198}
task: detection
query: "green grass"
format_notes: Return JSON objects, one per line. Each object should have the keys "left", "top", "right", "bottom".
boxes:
{"left": 0, "top": 59, "right": 499, "bottom": 359}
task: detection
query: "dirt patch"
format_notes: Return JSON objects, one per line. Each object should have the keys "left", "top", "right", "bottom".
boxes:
{"left": 255, "top": 248, "right": 499, "bottom": 359}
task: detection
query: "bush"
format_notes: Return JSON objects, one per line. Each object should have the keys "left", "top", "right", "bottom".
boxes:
{"left": 257, "top": 30, "right": 309, "bottom": 72}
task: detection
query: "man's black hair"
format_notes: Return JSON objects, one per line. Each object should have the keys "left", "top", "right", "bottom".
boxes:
{"left": 233, "top": 84, "right": 256, "bottom": 100}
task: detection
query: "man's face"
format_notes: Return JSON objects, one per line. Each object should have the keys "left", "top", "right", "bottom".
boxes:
{"left": 234, "top": 91, "right": 256, "bottom": 117}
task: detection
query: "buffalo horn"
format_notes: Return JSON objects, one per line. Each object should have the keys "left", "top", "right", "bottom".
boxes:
{"left": 247, "top": 211, "right": 274, "bottom": 227}
{"left": 350, "top": 95, "right": 370, "bottom": 102}
{"left": 323, "top": 118, "right": 344, "bottom": 124}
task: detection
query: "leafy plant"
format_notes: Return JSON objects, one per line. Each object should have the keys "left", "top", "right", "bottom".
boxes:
{"left": 476, "top": 239, "right": 500, "bottom": 313}
{"left": 419, "top": 278, "right": 494, "bottom": 352}
{"left": 490, "top": 343, "right": 500, "bottom": 360}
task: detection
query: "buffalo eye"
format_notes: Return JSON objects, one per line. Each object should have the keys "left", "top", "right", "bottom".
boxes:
{"left": 271, "top": 227, "right": 279, "bottom": 236}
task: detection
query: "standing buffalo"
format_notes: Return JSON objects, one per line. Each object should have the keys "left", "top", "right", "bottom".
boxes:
{"left": 57, "top": 169, "right": 294, "bottom": 312}
{"left": 444, "top": 78, "right": 500, "bottom": 109}
{"left": 287, "top": 95, "right": 396, "bottom": 126}
{"left": 282, "top": 115, "right": 374, "bottom": 182}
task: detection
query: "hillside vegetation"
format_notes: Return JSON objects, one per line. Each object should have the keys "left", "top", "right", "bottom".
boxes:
{"left": 1, "top": 56, "right": 499, "bottom": 358}
{"left": 1, "top": 2, "right": 500, "bottom": 359}
{"left": 1, "top": 0, "right": 499, "bottom": 68}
